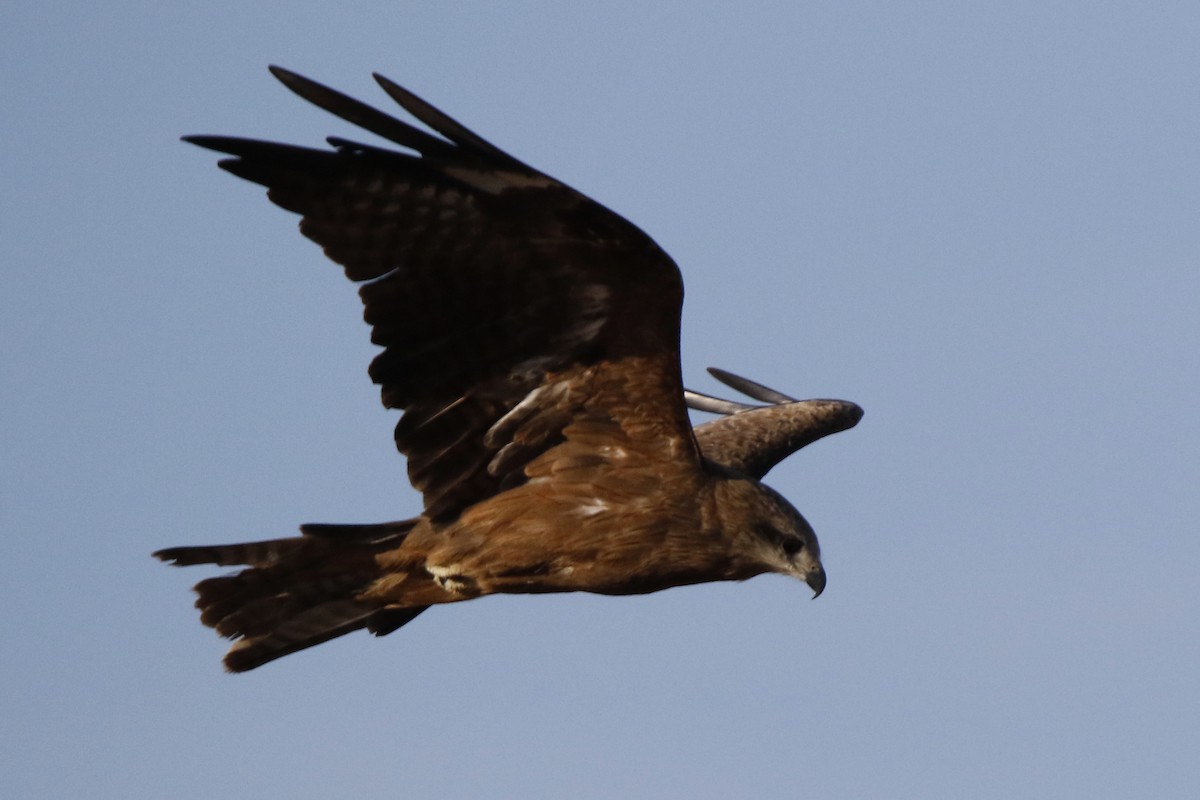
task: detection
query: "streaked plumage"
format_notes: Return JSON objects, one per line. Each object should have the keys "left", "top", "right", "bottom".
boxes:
{"left": 155, "top": 68, "right": 862, "bottom": 672}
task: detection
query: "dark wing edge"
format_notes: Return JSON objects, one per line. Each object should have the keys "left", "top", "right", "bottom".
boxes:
{"left": 687, "top": 368, "right": 863, "bottom": 479}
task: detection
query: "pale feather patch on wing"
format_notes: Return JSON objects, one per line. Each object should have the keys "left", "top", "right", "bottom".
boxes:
{"left": 485, "top": 381, "right": 570, "bottom": 448}
{"left": 575, "top": 498, "right": 610, "bottom": 517}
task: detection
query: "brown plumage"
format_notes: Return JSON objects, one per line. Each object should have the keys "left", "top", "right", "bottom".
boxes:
{"left": 155, "top": 67, "right": 863, "bottom": 672}
{"left": 687, "top": 368, "right": 864, "bottom": 479}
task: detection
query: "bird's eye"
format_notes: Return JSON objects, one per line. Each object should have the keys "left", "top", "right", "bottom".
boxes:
{"left": 782, "top": 538, "right": 804, "bottom": 556}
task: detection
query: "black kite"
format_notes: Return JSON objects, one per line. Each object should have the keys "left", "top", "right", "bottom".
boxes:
{"left": 155, "top": 68, "right": 863, "bottom": 671}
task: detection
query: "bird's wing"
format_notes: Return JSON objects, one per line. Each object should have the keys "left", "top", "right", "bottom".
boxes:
{"left": 187, "top": 67, "right": 698, "bottom": 522}
{"left": 686, "top": 368, "right": 862, "bottom": 479}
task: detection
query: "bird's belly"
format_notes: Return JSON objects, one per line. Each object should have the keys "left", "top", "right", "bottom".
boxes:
{"left": 474, "top": 535, "right": 743, "bottom": 597}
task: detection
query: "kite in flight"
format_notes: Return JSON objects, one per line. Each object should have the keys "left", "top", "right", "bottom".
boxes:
{"left": 155, "top": 68, "right": 863, "bottom": 672}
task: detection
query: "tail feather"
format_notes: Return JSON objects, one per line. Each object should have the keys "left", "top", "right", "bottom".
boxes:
{"left": 153, "top": 519, "right": 418, "bottom": 568}
{"left": 367, "top": 606, "right": 429, "bottom": 636}
{"left": 154, "top": 518, "right": 427, "bottom": 671}
{"left": 300, "top": 519, "right": 416, "bottom": 543}
{"left": 223, "top": 601, "right": 380, "bottom": 672}
{"left": 204, "top": 569, "right": 376, "bottom": 638}
{"left": 154, "top": 537, "right": 312, "bottom": 568}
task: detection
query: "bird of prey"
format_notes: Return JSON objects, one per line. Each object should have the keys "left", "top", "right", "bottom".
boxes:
{"left": 155, "top": 67, "right": 863, "bottom": 672}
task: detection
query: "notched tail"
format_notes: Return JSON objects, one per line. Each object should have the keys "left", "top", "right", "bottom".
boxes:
{"left": 154, "top": 519, "right": 427, "bottom": 672}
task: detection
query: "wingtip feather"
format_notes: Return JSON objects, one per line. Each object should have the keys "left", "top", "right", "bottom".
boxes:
{"left": 707, "top": 367, "right": 797, "bottom": 404}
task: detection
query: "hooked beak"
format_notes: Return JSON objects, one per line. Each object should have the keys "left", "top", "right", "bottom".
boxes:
{"left": 806, "top": 565, "right": 826, "bottom": 599}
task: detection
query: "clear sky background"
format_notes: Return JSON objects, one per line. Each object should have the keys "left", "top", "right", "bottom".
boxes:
{"left": 3, "top": 2, "right": 1197, "bottom": 798}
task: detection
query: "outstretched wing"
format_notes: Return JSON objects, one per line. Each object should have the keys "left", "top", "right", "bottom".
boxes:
{"left": 686, "top": 368, "right": 862, "bottom": 479}
{"left": 187, "top": 68, "right": 697, "bottom": 522}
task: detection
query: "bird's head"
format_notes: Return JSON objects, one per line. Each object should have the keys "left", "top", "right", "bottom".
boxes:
{"left": 718, "top": 478, "right": 826, "bottom": 597}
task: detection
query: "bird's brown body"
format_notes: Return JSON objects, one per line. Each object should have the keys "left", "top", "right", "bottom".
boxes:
{"left": 157, "top": 68, "right": 861, "bottom": 671}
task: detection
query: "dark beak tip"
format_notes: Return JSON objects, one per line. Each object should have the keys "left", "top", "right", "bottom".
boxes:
{"left": 807, "top": 568, "right": 827, "bottom": 599}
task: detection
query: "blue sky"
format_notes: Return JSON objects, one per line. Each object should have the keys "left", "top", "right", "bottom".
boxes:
{"left": 3, "top": 2, "right": 1197, "bottom": 797}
